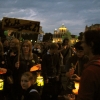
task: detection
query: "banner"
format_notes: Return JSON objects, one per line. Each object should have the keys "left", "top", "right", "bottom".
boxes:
{"left": 2, "top": 17, "right": 40, "bottom": 33}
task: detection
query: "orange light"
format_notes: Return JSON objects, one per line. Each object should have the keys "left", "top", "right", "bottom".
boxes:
{"left": 30, "top": 64, "right": 41, "bottom": 71}
{"left": 36, "top": 75, "right": 44, "bottom": 86}
{"left": 72, "top": 82, "right": 79, "bottom": 95}
{"left": 0, "top": 79, "right": 4, "bottom": 90}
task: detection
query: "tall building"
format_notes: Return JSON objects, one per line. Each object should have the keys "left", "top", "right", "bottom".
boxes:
{"left": 85, "top": 24, "right": 100, "bottom": 31}
{"left": 53, "top": 24, "right": 68, "bottom": 43}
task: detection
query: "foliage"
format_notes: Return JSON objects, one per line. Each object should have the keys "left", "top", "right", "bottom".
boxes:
{"left": 78, "top": 32, "right": 84, "bottom": 41}
{"left": 62, "top": 30, "right": 72, "bottom": 40}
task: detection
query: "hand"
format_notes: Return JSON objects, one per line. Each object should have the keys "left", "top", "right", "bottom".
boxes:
{"left": 36, "top": 64, "right": 41, "bottom": 70}
{"left": 10, "top": 52, "right": 16, "bottom": 56}
{"left": 0, "top": 68, "right": 7, "bottom": 74}
{"left": 1, "top": 61, "right": 5, "bottom": 64}
{"left": 39, "top": 59, "right": 42, "bottom": 61}
{"left": 71, "top": 74, "right": 81, "bottom": 81}
{"left": 64, "top": 94, "right": 75, "bottom": 100}
{"left": 66, "top": 68, "right": 74, "bottom": 78}
{"left": 56, "top": 76, "right": 59, "bottom": 81}
{"left": 15, "top": 62, "right": 20, "bottom": 69}
{"left": 45, "top": 79, "right": 49, "bottom": 83}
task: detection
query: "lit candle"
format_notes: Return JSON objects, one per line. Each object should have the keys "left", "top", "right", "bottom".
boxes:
{"left": 36, "top": 75, "right": 44, "bottom": 86}
{"left": 0, "top": 79, "right": 4, "bottom": 90}
{"left": 72, "top": 81, "right": 79, "bottom": 95}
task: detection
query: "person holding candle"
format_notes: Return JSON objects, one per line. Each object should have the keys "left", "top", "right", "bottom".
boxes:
{"left": 61, "top": 41, "right": 89, "bottom": 96}
{"left": 41, "top": 43, "right": 61, "bottom": 100}
{"left": 77, "top": 30, "right": 100, "bottom": 100}
{"left": 65, "top": 30, "right": 100, "bottom": 100}
{"left": 13, "top": 40, "right": 40, "bottom": 100}
{"left": 0, "top": 41, "right": 12, "bottom": 100}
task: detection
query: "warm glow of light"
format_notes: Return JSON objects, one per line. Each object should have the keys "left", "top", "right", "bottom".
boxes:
{"left": 53, "top": 41, "right": 55, "bottom": 43}
{"left": 0, "top": 79, "right": 4, "bottom": 90}
{"left": 72, "top": 82, "right": 79, "bottom": 95}
{"left": 36, "top": 75, "right": 44, "bottom": 86}
{"left": 76, "top": 39, "right": 79, "bottom": 42}
{"left": 30, "top": 64, "right": 41, "bottom": 71}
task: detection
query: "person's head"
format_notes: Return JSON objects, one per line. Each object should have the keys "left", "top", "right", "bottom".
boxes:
{"left": 34, "top": 43, "right": 41, "bottom": 49}
{"left": 62, "top": 38, "right": 69, "bottom": 46}
{"left": 21, "top": 40, "right": 32, "bottom": 55}
{"left": 10, "top": 38, "right": 19, "bottom": 50}
{"left": 74, "top": 41, "right": 84, "bottom": 58}
{"left": 49, "top": 43, "right": 59, "bottom": 54}
{"left": 33, "top": 43, "right": 42, "bottom": 53}
{"left": 3, "top": 39, "right": 9, "bottom": 47}
{"left": 21, "top": 72, "right": 36, "bottom": 90}
{"left": 81, "top": 30, "right": 100, "bottom": 56}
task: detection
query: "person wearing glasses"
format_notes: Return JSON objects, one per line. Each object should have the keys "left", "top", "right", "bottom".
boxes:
{"left": 65, "top": 30, "right": 100, "bottom": 100}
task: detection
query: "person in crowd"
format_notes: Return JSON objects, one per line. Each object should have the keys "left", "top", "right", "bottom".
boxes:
{"left": 57, "top": 43, "right": 64, "bottom": 66}
{"left": 0, "top": 41, "right": 12, "bottom": 100}
{"left": 41, "top": 43, "right": 61, "bottom": 100}
{"left": 61, "top": 38, "right": 74, "bottom": 65}
{"left": 42, "top": 40, "right": 51, "bottom": 55}
{"left": 6, "top": 38, "right": 20, "bottom": 71}
{"left": 61, "top": 41, "right": 89, "bottom": 95}
{"left": 60, "top": 41, "right": 89, "bottom": 97}
{"left": 2, "top": 39, "right": 9, "bottom": 54}
{"left": 3, "top": 38, "right": 20, "bottom": 100}
{"left": 66, "top": 30, "right": 100, "bottom": 100}
{"left": 20, "top": 71, "right": 41, "bottom": 100}
{"left": 66, "top": 41, "right": 89, "bottom": 80}
{"left": 32, "top": 43, "right": 43, "bottom": 63}
{"left": 13, "top": 40, "right": 40, "bottom": 100}
{"left": 77, "top": 30, "right": 100, "bottom": 100}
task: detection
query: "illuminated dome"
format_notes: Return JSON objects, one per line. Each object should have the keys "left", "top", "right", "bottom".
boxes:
{"left": 59, "top": 24, "right": 67, "bottom": 33}
{"left": 55, "top": 28, "right": 57, "bottom": 31}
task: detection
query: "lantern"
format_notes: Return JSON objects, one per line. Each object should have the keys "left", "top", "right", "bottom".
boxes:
{"left": 30, "top": 64, "right": 41, "bottom": 72}
{"left": 72, "top": 81, "right": 79, "bottom": 95}
{"left": 36, "top": 75, "right": 44, "bottom": 86}
{"left": 0, "top": 79, "right": 4, "bottom": 90}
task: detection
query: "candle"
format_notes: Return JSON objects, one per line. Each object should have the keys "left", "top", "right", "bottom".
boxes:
{"left": 72, "top": 82, "right": 79, "bottom": 95}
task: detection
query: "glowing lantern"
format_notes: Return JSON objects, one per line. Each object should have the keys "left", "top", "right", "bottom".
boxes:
{"left": 72, "top": 81, "right": 79, "bottom": 95}
{"left": 30, "top": 64, "right": 41, "bottom": 72}
{"left": 30, "top": 64, "right": 43, "bottom": 86}
{"left": 0, "top": 79, "right": 4, "bottom": 90}
{"left": 36, "top": 75, "right": 44, "bottom": 86}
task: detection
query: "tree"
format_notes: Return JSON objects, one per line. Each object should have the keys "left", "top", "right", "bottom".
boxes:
{"left": 43, "top": 33, "right": 53, "bottom": 42}
{"left": 78, "top": 32, "right": 84, "bottom": 41}
{"left": 62, "top": 30, "right": 72, "bottom": 40}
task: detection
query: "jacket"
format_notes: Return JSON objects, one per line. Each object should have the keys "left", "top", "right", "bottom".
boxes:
{"left": 21, "top": 85, "right": 41, "bottom": 100}
{"left": 66, "top": 54, "right": 89, "bottom": 76}
{"left": 42, "top": 52, "right": 61, "bottom": 80}
{"left": 77, "top": 55, "right": 100, "bottom": 100}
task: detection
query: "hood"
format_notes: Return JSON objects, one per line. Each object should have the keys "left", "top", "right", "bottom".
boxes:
{"left": 85, "top": 55, "right": 100, "bottom": 68}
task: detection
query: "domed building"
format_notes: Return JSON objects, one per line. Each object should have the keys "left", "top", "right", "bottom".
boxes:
{"left": 53, "top": 24, "right": 68, "bottom": 43}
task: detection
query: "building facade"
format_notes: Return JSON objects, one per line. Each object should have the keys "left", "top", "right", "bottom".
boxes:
{"left": 85, "top": 24, "right": 100, "bottom": 31}
{"left": 53, "top": 24, "right": 68, "bottom": 43}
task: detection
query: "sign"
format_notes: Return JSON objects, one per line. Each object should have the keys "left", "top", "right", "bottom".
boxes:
{"left": 2, "top": 17, "right": 40, "bottom": 33}
{"left": 37, "top": 34, "right": 43, "bottom": 42}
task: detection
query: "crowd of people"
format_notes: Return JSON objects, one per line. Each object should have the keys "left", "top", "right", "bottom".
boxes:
{"left": 0, "top": 30, "right": 100, "bottom": 100}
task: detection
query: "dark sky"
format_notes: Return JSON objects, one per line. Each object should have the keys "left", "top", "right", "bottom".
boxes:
{"left": 0, "top": 0, "right": 100, "bottom": 35}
